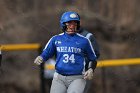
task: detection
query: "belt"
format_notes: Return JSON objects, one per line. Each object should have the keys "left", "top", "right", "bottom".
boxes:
{"left": 54, "top": 72, "right": 84, "bottom": 79}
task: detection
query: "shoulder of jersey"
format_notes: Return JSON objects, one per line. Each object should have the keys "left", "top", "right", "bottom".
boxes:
{"left": 52, "top": 33, "right": 64, "bottom": 38}
{"left": 76, "top": 33, "right": 91, "bottom": 44}
{"left": 76, "top": 33, "right": 88, "bottom": 40}
{"left": 58, "top": 32, "right": 64, "bottom": 36}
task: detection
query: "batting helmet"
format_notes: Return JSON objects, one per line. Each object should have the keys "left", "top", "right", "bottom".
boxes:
{"left": 60, "top": 11, "right": 80, "bottom": 31}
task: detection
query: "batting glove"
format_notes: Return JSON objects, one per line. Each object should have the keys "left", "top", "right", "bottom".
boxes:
{"left": 84, "top": 68, "right": 94, "bottom": 80}
{"left": 34, "top": 56, "right": 43, "bottom": 65}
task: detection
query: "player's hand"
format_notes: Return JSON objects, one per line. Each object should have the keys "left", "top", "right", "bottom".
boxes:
{"left": 84, "top": 68, "right": 93, "bottom": 80}
{"left": 34, "top": 56, "right": 43, "bottom": 65}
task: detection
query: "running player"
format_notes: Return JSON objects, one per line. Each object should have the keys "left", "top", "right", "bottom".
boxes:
{"left": 34, "top": 11, "right": 97, "bottom": 93}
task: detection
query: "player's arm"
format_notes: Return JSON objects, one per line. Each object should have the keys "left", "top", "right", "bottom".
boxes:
{"left": 84, "top": 60, "right": 97, "bottom": 80}
{"left": 88, "top": 60, "right": 97, "bottom": 71}
{"left": 87, "top": 33, "right": 100, "bottom": 59}
{"left": 84, "top": 39, "right": 97, "bottom": 80}
{"left": 34, "top": 36, "right": 56, "bottom": 65}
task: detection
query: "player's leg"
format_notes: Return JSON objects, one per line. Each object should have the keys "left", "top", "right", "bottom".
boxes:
{"left": 84, "top": 80, "right": 92, "bottom": 93}
{"left": 50, "top": 73, "right": 67, "bottom": 93}
{"left": 67, "top": 79, "right": 86, "bottom": 93}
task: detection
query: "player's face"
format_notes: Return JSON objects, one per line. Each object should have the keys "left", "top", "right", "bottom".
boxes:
{"left": 65, "top": 21, "right": 77, "bottom": 34}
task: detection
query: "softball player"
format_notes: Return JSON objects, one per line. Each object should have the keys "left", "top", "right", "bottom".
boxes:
{"left": 34, "top": 11, "right": 97, "bottom": 93}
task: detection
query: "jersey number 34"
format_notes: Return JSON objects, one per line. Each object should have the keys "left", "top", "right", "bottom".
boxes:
{"left": 63, "top": 54, "right": 75, "bottom": 63}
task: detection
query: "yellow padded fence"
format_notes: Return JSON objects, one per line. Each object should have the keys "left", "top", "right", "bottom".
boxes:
{"left": 0, "top": 44, "right": 140, "bottom": 69}
{"left": 0, "top": 44, "right": 41, "bottom": 51}
{"left": 97, "top": 58, "right": 140, "bottom": 67}
{"left": 44, "top": 58, "right": 140, "bottom": 70}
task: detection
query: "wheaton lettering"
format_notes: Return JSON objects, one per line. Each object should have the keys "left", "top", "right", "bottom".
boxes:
{"left": 57, "top": 47, "right": 81, "bottom": 53}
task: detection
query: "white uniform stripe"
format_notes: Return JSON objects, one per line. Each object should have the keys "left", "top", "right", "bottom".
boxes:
{"left": 44, "top": 33, "right": 64, "bottom": 50}
{"left": 82, "top": 59, "right": 86, "bottom": 74}
{"left": 59, "top": 32, "right": 64, "bottom": 35}
{"left": 86, "top": 33, "right": 92, "bottom": 39}
{"left": 87, "top": 38, "right": 96, "bottom": 57}
{"left": 76, "top": 33, "right": 85, "bottom": 38}
{"left": 44, "top": 37, "right": 54, "bottom": 50}
{"left": 77, "top": 33, "right": 96, "bottom": 58}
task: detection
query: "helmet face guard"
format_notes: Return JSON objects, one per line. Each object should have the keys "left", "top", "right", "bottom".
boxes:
{"left": 60, "top": 11, "right": 80, "bottom": 32}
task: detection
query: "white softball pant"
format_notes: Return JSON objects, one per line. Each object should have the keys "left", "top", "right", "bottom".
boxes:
{"left": 50, "top": 72, "right": 86, "bottom": 93}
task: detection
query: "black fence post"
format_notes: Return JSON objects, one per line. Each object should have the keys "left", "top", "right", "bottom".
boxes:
{"left": 0, "top": 47, "right": 2, "bottom": 67}
{"left": 0, "top": 46, "right": 2, "bottom": 74}
{"left": 38, "top": 46, "right": 46, "bottom": 93}
{"left": 101, "top": 67, "right": 107, "bottom": 93}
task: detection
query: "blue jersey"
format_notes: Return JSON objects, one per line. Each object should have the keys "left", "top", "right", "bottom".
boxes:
{"left": 40, "top": 32, "right": 96, "bottom": 75}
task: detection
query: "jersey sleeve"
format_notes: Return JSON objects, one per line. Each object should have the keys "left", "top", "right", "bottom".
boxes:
{"left": 87, "top": 33, "right": 100, "bottom": 59}
{"left": 85, "top": 39, "right": 97, "bottom": 61}
{"left": 40, "top": 36, "right": 56, "bottom": 61}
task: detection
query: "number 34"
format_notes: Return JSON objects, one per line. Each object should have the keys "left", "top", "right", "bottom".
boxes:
{"left": 63, "top": 54, "right": 75, "bottom": 63}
